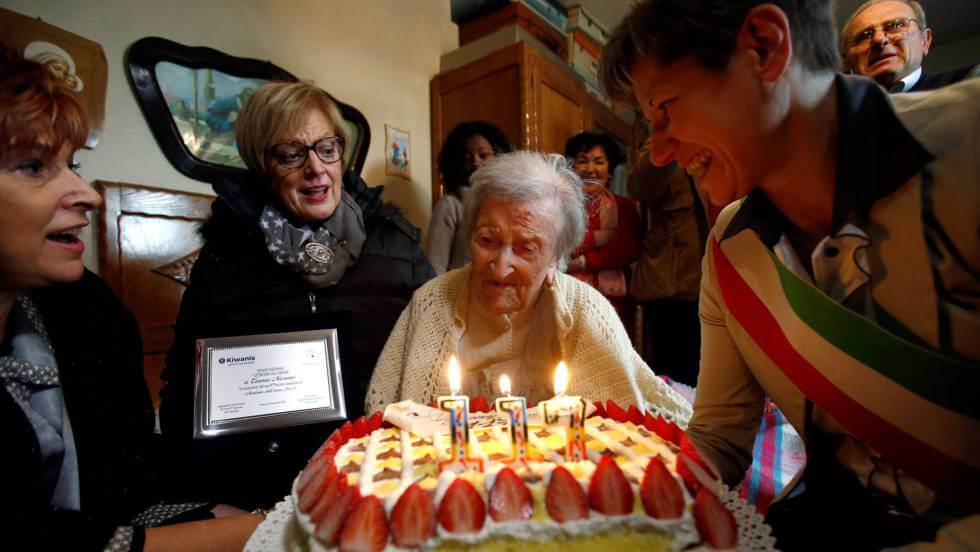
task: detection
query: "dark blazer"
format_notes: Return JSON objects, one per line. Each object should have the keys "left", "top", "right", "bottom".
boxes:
{"left": 907, "top": 64, "right": 978, "bottom": 92}
{"left": 2, "top": 271, "right": 160, "bottom": 550}
{"left": 159, "top": 171, "right": 434, "bottom": 509}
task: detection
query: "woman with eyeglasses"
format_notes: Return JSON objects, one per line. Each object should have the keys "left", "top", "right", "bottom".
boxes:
{"left": 159, "top": 81, "right": 435, "bottom": 510}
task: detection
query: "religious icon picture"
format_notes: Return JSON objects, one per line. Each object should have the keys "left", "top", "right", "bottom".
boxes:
{"left": 385, "top": 124, "right": 411, "bottom": 179}
{"left": 0, "top": 7, "right": 109, "bottom": 148}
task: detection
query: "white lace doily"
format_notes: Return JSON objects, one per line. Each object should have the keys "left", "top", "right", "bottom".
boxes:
{"left": 244, "top": 485, "right": 776, "bottom": 552}
{"left": 244, "top": 497, "right": 298, "bottom": 552}
{"left": 720, "top": 483, "right": 777, "bottom": 551}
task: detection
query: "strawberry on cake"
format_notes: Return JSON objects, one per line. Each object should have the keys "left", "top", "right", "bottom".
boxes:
{"left": 291, "top": 400, "right": 740, "bottom": 551}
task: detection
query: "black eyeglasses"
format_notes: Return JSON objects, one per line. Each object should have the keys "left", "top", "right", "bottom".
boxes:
{"left": 848, "top": 17, "right": 919, "bottom": 51}
{"left": 267, "top": 136, "right": 345, "bottom": 169}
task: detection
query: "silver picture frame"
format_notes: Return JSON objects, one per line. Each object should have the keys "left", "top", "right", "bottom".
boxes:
{"left": 192, "top": 328, "right": 346, "bottom": 439}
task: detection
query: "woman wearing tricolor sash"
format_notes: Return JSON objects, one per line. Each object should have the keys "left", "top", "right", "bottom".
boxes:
{"left": 601, "top": 0, "right": 979, "bottom": 550}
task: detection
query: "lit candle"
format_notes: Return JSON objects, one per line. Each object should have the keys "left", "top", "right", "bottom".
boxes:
{"left": 539, "top": 362, "right": 588, "bottom": 462}
{"left": 438, "top": 356, "right": 481, "bottom": 472}
{"left": 495, "top": 375, "right": 530, "bottom": 463}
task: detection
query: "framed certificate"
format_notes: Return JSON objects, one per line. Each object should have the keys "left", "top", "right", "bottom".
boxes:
{"left": 193, "top": 329, "right": 346, "bottom": 439}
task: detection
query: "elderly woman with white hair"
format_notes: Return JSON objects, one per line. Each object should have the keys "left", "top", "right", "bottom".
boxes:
{"left": 366, "top": 151, "right": 691, "bottom": 422}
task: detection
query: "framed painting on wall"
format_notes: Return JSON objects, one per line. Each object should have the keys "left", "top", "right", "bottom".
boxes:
{"left": 127, "top": 37, "right": 371, "bottom": 183}
{"left": 0, "top": 7, "right": 109, "bottom": 148}
{"left": 385, "top": 124, "right": 411, "bottom": 179}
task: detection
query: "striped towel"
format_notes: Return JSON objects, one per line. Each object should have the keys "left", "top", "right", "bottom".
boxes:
{"left": 666, "top": 378, "right": 806, "bottom": 514}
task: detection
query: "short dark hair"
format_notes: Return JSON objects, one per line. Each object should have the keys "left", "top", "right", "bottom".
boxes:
{"left": 563, "top": 132, "right": 623, "bottom": 171}
{"left": 599, "top": 0, "right": 839, "bottom": 104}
{"left": 438, "top": 121, "right": 513, "bottom": 197}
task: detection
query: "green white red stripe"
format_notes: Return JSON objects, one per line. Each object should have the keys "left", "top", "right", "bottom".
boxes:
{"left": 712, "top": 233, "right": 980, "bottom": 510}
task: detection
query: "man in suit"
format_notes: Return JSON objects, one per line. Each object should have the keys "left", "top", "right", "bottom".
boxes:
{"left": 841, "top": 0, "right": 978, "bottom": 92}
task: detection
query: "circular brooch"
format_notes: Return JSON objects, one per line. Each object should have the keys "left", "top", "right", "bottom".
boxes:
{"left": 304, "top": 241, "right": 334, "bottom": 264}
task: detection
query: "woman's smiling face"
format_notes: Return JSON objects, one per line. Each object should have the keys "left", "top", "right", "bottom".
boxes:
{"left": 572, "top": 145, "right": 611, "bottom": 187}
{"left": 630, "top": 54, "right": 771, "bottom": 207}
{"left": 469, "top": 195, "right": 559, "bottom": 315}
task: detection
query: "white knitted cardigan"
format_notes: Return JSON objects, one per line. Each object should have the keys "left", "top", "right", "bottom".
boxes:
{"left": 366, "top": 267, "right": 693, "bottom": 425}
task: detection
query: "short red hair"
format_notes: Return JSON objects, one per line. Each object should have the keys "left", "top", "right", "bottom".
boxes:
{"left": 0, "top": 47, "right": 89, "bottom": 159}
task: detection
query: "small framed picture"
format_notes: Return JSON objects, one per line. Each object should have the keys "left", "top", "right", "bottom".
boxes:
{"left": 385, "top": 124, "right": 411, "bottom": 179}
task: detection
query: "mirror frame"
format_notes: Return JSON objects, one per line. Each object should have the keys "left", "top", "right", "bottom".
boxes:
{"left": 126, "top": 36, "right": 370, "bottom": 183}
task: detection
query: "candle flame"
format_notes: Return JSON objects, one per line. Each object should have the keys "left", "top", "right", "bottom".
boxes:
{"left": 448, "top": 355, "right": 461, "bottom": 395}
{"left": 553, "top": 361, "right": 568, "bottom": 396}
{"left": 499, "top": 374, "right": 512, "bottom": 396}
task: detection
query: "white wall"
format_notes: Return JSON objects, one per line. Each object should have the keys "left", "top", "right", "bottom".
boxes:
{"left": 1, "top": 0, "right": 457, "bottom": 270}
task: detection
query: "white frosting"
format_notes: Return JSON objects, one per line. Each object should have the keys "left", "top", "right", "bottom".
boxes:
{"left": 526, "top": 427, "right": 565, "bottom": 464}
{"left": 359, "top": 429, "right": 383, "bottom": 496}
{"left": 618, "top": 422, "right": 677, "bottom": 462}
{"left": 431, "top": 432, "right": 446, "bottom": 463}
{"left": 585, "top": 424, "right": 645, "bottom": 483}
{"left": 399, "top": 428, "right": 413, "bottom": 483}
{"left": 382, "top": 427, "right": 416, "bottom": 515}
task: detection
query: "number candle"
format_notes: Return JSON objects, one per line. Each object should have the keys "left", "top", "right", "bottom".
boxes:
{"left": 495, "top": 375, "right": 530, "bottom": 463}
{"left": 539, "top": 361, "right": 588, "bottom": 462}
{"left": 438, "top": 356, "right": 481, "bottom": 472}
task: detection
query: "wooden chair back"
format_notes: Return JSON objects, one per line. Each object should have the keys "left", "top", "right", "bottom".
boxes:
{"left": 95, "top": 181, "right": 214, "bottom": 408}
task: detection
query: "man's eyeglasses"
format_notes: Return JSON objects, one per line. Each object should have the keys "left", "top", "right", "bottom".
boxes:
{"left": 267, "top": 136, "right": 345, "bottom": 169}
{"left": 847, "top": 17, "right": 919, "bottom": 51}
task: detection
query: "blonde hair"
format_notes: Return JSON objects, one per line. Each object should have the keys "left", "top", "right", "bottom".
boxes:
{"left": 235, "top": 81, "right": 351, "bottom": 174}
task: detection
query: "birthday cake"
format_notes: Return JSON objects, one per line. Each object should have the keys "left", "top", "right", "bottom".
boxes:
{"left": 291, "top": 400, "right": 737, "bottom": 551}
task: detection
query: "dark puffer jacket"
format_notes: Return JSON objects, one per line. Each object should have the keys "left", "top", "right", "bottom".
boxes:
{"left": 159, "top": 171, "right": 434, "bottom": 509}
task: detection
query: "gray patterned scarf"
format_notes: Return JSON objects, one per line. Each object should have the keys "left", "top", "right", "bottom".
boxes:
{"left": 0, "top": 295, "right": 57, "bottom": 403}
{"left": 259, "top": 190, "right": 366, "bottom": 288}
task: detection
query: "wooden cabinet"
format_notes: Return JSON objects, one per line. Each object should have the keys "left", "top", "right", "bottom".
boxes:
{"left": 430, "top": 41, "right": 634, "bottom": 204}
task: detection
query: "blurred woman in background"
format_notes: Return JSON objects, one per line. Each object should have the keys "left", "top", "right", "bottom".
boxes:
{"left": 428, "top": 120, "right": 512, "bottom": 274}
{"left": 564, "top": 132, "right": 641, "bottom": 339}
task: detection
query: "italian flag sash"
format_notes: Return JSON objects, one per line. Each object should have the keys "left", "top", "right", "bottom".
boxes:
{"left": 711, "top": 232, "right": 980, "bottom": 511}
